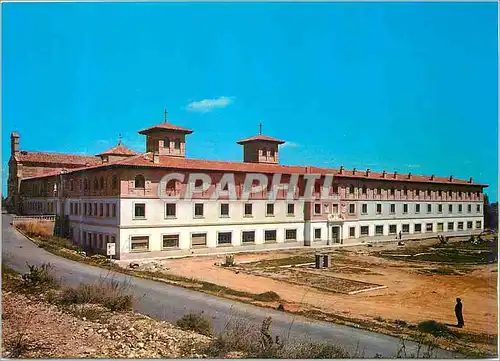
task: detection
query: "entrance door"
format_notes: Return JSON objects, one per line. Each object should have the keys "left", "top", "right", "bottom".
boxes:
{"left": 332, "top": 227, "right": 340, "bottom": 243}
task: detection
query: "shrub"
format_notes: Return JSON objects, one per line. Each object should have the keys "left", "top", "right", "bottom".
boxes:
{"left": 374, "top": 316, "right": 385, "bottom": 322}
{"left": 58, "top": 278, "right": 133, "bottom": 311}
{"left": 21, "top": 263, "right": 59, "bottom": 291}
{"left": 176, "top": 313, "right": 213, "bottom": 336}
{"left": 253, "top": 291, "right": 281, "bottom": 302}
{"left": 417, "top": 320, "right": 453, "bottom": 337}
{"left": 277, "top": 339, "right": 349, "bottom": 359}
{"left": 16, "top": 220, "right": 53, "bottom": 238}
{"left": 395, "top": 319, "right": 408, "bottom": 327}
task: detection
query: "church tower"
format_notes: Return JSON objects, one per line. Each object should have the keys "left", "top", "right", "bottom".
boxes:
{"left": 237, "top": 123, "right": 285, "bottom": 164}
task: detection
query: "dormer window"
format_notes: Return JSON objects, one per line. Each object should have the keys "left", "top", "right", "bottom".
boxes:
{"left": 135, "top": 174, "right": 145, "bottom": 189}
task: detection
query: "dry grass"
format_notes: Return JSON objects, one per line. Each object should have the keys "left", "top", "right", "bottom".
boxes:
{"left": 176, "top": 313, "right": 213, "bottom": 336}
{"left": 15, "top": 220, "right": 54, "bottom": 238}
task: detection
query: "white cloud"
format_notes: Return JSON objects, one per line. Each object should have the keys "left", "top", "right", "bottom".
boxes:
{"left": 280, "top": 141, "right": 300, "bottom": 149}
{"left": 186, "top": 96, "right": 234, "bottom": 113}
{"left": 406, "top": 164, "right": 421, "bottom": 168}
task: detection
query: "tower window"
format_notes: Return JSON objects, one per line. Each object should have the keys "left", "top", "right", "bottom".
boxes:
{"left": 164, "top": 137, "right": 170, "bottom": 148}
{"left": 174, "top": 139, "right": 181, "bottom": 150}
{"left": 134, "top": 175, "right": 145, "bottom": 189}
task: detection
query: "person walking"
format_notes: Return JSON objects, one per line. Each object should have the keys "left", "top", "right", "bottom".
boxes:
{"left": 398, "top": 231, "right": 402, "bottom": 240}
{"left": 455, "top": 298, "right": 464, "bottom": 328}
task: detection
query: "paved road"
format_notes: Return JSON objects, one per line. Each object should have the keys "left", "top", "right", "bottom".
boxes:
{"left": 2, "top": 215, "right": 461, "bottom": 358}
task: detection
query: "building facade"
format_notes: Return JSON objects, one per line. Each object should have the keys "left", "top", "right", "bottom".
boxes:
{"left": 10, "top": 119, "right": 487, "bottom": 260}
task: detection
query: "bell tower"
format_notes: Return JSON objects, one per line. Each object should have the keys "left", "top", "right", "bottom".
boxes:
{"left": 138, "top": 110, "right": 193, "bottom": 158}
{"left": 237, "top": 123, "right": 285, "bottom": 164}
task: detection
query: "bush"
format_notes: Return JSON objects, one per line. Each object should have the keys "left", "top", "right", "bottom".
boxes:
{"left": 253, "top": 291, "right": 281, "bottom": 302}
{"left": 395, "top": 319, "right": 408, "bottom": 327}
{"left": 176, "top": 313, "right": 213, "bottom": 336}
{"left": 417, "top": 320, "right": 453, "bottom": 337}
{"left": 58, "top": 278, "right": 133, "bottom": 311}
{"left": 16, "top": 221, "right": 53, "bottom": 238}
{"left": 21, "top": 263, "right": 59, "bottom": 291}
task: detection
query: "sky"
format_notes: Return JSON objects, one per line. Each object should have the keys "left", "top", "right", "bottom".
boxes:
{"left": 2, "top": 2, "right": 498, "bottom": 201}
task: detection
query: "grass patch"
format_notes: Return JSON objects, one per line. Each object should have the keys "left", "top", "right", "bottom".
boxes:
{"left": 15, "top": 220, "right": 54, "bottom": 238}
{"left": 241, "top": 255, "right": 315, "bottom": 268}
{"left": 21, "top": 263, "right": 59, "bottom": 292}
{"left": 253, "top": 291, "right": 281, "bottom": 302}
{"left": 176, "top": 313, "right": 213, "bottom": 336}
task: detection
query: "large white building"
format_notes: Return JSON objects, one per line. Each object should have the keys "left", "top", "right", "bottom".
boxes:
{"left": 12, "top": 118, "right": 487, "bottom": 260}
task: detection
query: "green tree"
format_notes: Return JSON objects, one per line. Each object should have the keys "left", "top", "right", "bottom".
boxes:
{"left": 484, "top": 194, "right": 498, "bottom": 230}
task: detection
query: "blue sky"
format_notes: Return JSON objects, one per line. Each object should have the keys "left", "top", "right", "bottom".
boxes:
{"left": 2, "top": 2, "right": 498, "bottom": 201}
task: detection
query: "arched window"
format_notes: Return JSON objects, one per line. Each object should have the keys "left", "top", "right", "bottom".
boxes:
{"left": 134, "top": 174, "right": 145, "bottom": 189}
{"left": 270, "top": 148, "right": 275, "bottom": 158}
{"left": 166, "top": 179, "right": 176, "bottom": 192}
{"left": 69, "top": 179, "right": 74, "bottom": 191}
{"left": 84, "top": 178, "right": 89, "bottom": 190}
{"left": 349, "top": 185, "right": 355, "bottom": 194}
{"left": 99, "top": 176, "right": 104, "bottom": 189}
{"left": 262, "top": 148, "right": 268, "bottom": 157}
{"left": 362, "top": 186, "right": 367, "bottom": 195}
{"left": 174, "top": 139, "right": 181, "bottom": 150}
{"left": 93, "top": 178, "right": 99, "bottom": 190}
{"left": 164, "top": 137, "right": 170, "bottom": 149}
{"left": 111, "top": 175, "right": 117, "bottom": 189}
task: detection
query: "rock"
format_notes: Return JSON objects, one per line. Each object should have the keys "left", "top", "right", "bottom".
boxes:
{"left": 138, "top": 342, "right": 145, "bottom": 348}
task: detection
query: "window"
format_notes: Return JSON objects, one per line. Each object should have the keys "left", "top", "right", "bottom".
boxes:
{"left": 476, "top": 204, "right": 481, "bottom": 213}
{"left": 70, "top": 180, "right": 74, "bottom": 191}
{"left": 389, "top": 225, "right": 397, "bottom": 234}
{"left": 314, "top": 228, "right": 322, "bottom": 240}
{"left": 164, "top": 137, "right": 170, "bottom": 148}
{"left": 285, "top": 229, "right": 297, "bottom": 241}
{"left": 134, "top": 203, "right": 146, "bottom": 218}
{"left": 427, "top": 204, "right": 432, "bottom": 213}
{"left": 166, "top": 203, "right": 176, "bottom": 218}
{"left": 106, "top": 204, "right": 110, "bottom": 217}
{"left": 349, "top": 204, "right": 355, "bottom": 214}
{"left": 390, "top": 204, "right": 395, "bottom": 214}
{"left": 375, "top": 225, "right": 384, "bottom": 235}
{"left": 218, "top": 232, "right": 232, "bottom": 246}
{"left": 361, "top": 204, "right": 367, "bottom": 214}
{"left": 134, "top": 175, "right": 145, "bottom": 189}
{"left": 112, "top": 204, "right": 116, "bottom": 217}
{"left": 402, "top": 224, "right": 409, "bottom": 234}
{"left": 437, "top": 223, "right": 444, "bottom": 232}
{"left": 100, "top": 203, "right": 104, "bottom": 217}
{"left": 266, "top": 203, "right": 274, "bottom": 216}
{"left": 403, "top": 188, "right": 408, "bottom": 196}
{"left": 426, "top": 223, "right": 433, "bottom": 232}
{"left": 220, "top": 203, "right": 229, "bottom": 217}
{"left": 467, "top": 221, "right": 473, "bottom": 229}
{"left": 449, "top": 204, "right": 453, "bottom": 213}
{"left": 349, "top": 227, "right": 355, "bottom": 238}
{"left": 242, "top": 231, "right": 255, "bottom": 244}
{"left": 287, "top": 203, "right": 295, "bottom": 215}
{"left": 447, "top": 222, "right": 454, "bottom": 231}
{"left": 414, "top": 224, "right": 422, "bottom": 233}
{"left": 194, "top": 203, "right": 204, "bottom": 217}
{"left": 448, "top": 190, "right": 452, "bottom": 197}
{"left": 376, "top": 204, "right": 382, "bottom": 214}
{"left": 93, "top": 203, "right": 97, "bottom": 216}
{"left": 458, "top": 204, "right": 463, "bottom": 213}
{"left": 349, "top": 185, "right": 355, "bottom": 194}
{"left": 438, "top": 204, "right": 443, "bottom": 213}
{"left": 93, "top": 178, "right": 99, "bottom": 190}
{"left": 191, "top": 233, "right": 207, "bottom": 247}
{"left": 98, "top": 234, "right": 103, "bottom": 248}
{"left": 174, "top": 138, "right": 181, "bottom": 150}
{"left": 166, "top": 180, "right": 176, "bottom": 192}
{"left": 361, "top": 186, "right": 367, "bottom": 195}
{"left": 438, "top": 190, "right": 442, "bottom": 197}
{"left": 467, "top": 204, "right": 471, "bottom": 213}
{"left": 389, "top": 188, "right": 395, "bottom": 196}
{"left": 402, "top": 204, "right": 408, "bottom": 214}
{"left": 130, "top": 236, "right": 149, "bottom": 252}
{"left": 314, "top": 203, "right": 321, "bottom": 215}
{"left": 99, "top": 177, "right": 104, "bottom": 190}
{"left": 112, "top": 175, "right": 118, "bottom": 189}
{"left": 415, "top": 204, "right": 420, "bottom": 213}
{"left": 360, "top": 226, "right": 369, "bottom": 236}
{"left": 457, "top": 222, "right": 464, "bottom": 230}
{"left": 476, "top": 221, "right": 482, "bottom": 229}
{"left": 264, "top": 230, "right": 277, "bottom": 243}
{"left": 162, "top": 234, "right": 179, "bottom": 248}
{"left": 244, "top": 203, "right": 253, "bottom": 216}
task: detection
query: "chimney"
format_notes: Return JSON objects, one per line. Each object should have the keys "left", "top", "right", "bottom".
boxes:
{"left": 408, "top": 172, "right": 412, "bottom": 179}
{"left": 449, "top": 175, "right": 453, "bottom": 182}
{"left": 10, "top": 132, "right": 19, "bottom": 157}
{"left": 394, "top": 171, "right": 398, "bottom": 179}
{"left": 153, "top": 151, "right": 160, "bottom": 164}
{"left": 469, "top": 177, "right": 473, "bottom": 183}
{"left": 366, "top": 169, "right": 371, "bottom": 177}
{"left": 382, "top": 170, "right": 387, "bottom": 178}
{"left": 430, "top": 175, "right": 435, "bottom": 180}
{"left": 352, "top": 167, "right": 356, "bottom": 175}
{"left": 339, "top": 166, "right": 344, "bottom": 175}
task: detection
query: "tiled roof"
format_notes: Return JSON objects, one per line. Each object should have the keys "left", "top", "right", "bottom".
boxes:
{"left": 96, "top": 144, "right": 140, "bottom": 156}
{"left": 138, "top": 122, "right": 193, "bottom": 135}
{"left": 237, "top": 134, "right": 286, "bottom": 145}
{"left": 15, "top": 151, "right": 101, "bottom": 166}
{"left": 20, "top": 152, "right": 488, "bottom": 187}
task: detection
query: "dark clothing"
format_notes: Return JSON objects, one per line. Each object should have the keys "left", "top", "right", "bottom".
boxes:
{"left": 455, "top": 302, "right": 464, "bottom": 327}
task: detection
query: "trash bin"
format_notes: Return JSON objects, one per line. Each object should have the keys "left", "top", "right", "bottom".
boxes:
{"left": 323, "top": 254, "right": 331, "bottom": 268}
{"left": 315, "top": 254, "right": 324, "bottom": 269}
